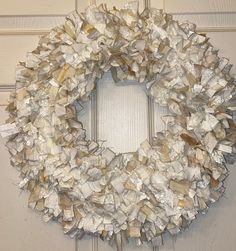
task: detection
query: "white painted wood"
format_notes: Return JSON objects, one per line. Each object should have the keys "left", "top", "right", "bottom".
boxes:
{"left": 164, "top": 0, "right": 236, "bottom": 13}
{"left": 0, "top": 0, "right": 76, "bottom": 15}
{"left": 151, "top": 0, "right": 165, "bottom": 10}
{"left": 209, "top": 32, "right": 236, "bottom": 74}
{"left": 98, "top": 237, "right": 152, "bottom": 251}
{"left": 98, "top": 239, "right": 115, "bottom": 251}
{"left": 76, "top": 0, "right": 90, "bottom": 12}
{"left": 76, "top": 235, "right": 93, "bottom": 251}
{"left": 174, "top": 13, "right": 236, "bottom": 29}
{"left": 0, "top": 92, "right": 11, "bottom": 106}
{"left": 1, "top": 6, "right": 236, "bottom": 34}
{"left": 97, "top": 72, "right": 148, "bottom": 153}
{"left": 0, "top": 35, "right": 39, "bottom": 84}
{"left": 123, "top": 240, "right": 152, "bottom": 251}
{"left": 0, "top": 16, "right": 65, "bottom": 30}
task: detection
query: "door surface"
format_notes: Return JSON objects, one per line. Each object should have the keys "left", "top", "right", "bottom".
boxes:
{"left": 0, "top": 1, "right": 236, "bottom": 251}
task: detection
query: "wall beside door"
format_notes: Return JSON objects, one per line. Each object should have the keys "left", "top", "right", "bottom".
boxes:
{"left": 0, "top": 0, "right": 235, "bottom": 251}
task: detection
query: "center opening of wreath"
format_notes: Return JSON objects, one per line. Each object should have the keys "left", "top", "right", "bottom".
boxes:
{"left": 78, "top": 71, "right": 168, "bottom": 154}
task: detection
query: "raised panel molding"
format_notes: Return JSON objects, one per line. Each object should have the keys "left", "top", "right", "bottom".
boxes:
{"left": 165, "top": 0, "right": 236, "bottom": 13}
{"left": 0, "top": 16, "right": 65, "bottom": 31}
{"left": 97, "top": 72, "right": 148, "bottom": 153}
{"left": 0, "top": 0, "right": 76, "bottom": 15}
{"left": 174, "top": 13, "right": 236, "bottom": 29}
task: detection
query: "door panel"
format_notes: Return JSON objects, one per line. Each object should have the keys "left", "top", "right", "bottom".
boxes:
{"left": 97, "top": 72, "right": 148, "bottom": 153}
{"left": 164, "top": 0, "right": 236, "bottom": 13}
{"left": 0, "top": 35, "right": 39, "bottom": 84}
{"left": 0, "top": 16, "right": 65, "bottom": 30}
{"left": 77, "top": 236, "right": 94, "bottom": 251}
{"left": 172, "top": 13, "right": 236, "bottom": 29}
{"left": 208, "top": 32, "right": 236, "bottom": 74}
{"left": 0, "top": 0, "right": 75, "bottom": 15}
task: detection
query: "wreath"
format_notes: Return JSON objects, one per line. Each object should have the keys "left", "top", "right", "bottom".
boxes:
{"left": 1, "top": 3, "right": 236, "bottom": 250}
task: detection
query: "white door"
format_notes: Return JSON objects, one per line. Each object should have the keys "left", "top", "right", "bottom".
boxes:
{"left": 0, "top": 0, "right": 236, "bottom": 251}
